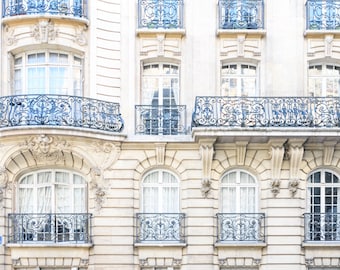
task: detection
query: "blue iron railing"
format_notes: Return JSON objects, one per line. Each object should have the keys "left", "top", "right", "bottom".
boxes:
{"left": 138, "top": 0, "right": 184, "bottom": 29}
{"left": 306, "top": 0, "right": 340, "bottom": 30}
{"left": 135, "top": 105, "right": 186, "bottom": 135}
{"left": 2, "top": 0, "right": 87, "bottom": 18}
{"left": 216, "top": 213, "right": 265, "bottom": 242}
{"left": 135, "top": 213, "right": 185, "bottom": 243}
{"left": 8, "top": 213, "right": 92, "bottom": 243}
{"left": 218, "top": 0, "right": 264, "bottom": 30}
{"left": 304, "top": 213, "right": 340, "bottom": 241}
{"left": 192, "top": 96, "right": 340, "bottom": 128}
{"left": 0, "top": 94, "right": 124, "bottom": 132}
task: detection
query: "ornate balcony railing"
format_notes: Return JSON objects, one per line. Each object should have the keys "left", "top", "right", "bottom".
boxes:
{"left": 0, "top": 94, "right": 124, "bottom": 132}
{"left": 2, "top": 0, "right": 87, "bottom": 18}
{"left": 304, "top": 213, "right": 340, "bottom": 242}
{"left": 216, "top": 213, "right": 265, "bottom": 242}
{"left": 135, "top": 213, "right": 185, "bottom": 243}
{"left": 218, "top": 0, "right": 264, "bottom": 30}
{"left": 8, "top": 213, "right": 92, "bottom": 244}
{"left": 138, "top": 0, "right": 184, "bottom": 29}
{"left": 135, "top": 105, "right": 186, "bottom": 135}
{"left": 192, "top": 96, "right": 340, "bottom": 128}
{"left": 306, "top": 0, "right": 340, "bottom": 30}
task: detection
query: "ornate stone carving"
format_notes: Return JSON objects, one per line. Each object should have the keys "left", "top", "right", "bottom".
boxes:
{"left": 157, "top": 34, "right": 165, "bottom": 56}
{"left": 325, "top": 34, "right": 334, "bottom": 57}
{"left": 323, "top": 141, "right": 336, "bottom": 165}
{"left": 23, "top": 134, "right": 68, "bottom": 164}
{"left": 237, "top": 34, "right": 246, "bottom": 56}
{"left": 0, "top": 167, "right": 8, "bottom": 208}
{"left": 75, "top": 25, "right": 87, "bottom": 46}
{"left": 219, "top": 257, "right": 261, "bottom": 267}
{"left": 287, "top": 139, "right": 305, "bottom": 197}
{"left": 5, "top": 26, "right": 17, "bottom": 46}
{"left": 91, "top": 141, "right": 121, "bottom": 170}
{"left": 32, "top": 19, "right": 58, "bottom": 43}
{"left": 269, "top": 139, "right": 286, "bottom": 196}
{"left": 199, "top": 138, "right": 216, "bottom": 197}
{"left": 90, "top": 167, "right": 106, "bottom": 211}
{"left": 288, "top": 178, "right": 299, "bottom": 196}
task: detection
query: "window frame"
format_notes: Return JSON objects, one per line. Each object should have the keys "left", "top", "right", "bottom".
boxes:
{"left": 13, "top": 50, "right": 84, "bottom": 96}
{"left": 221, "top": 63, "right": 258, "bottom": 96}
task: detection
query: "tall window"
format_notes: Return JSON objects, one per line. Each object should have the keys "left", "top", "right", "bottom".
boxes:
{"left": 142, "top": 170, "right": 179, "bottom": 213}
{"left": 137, "top": 170, "right": 183, "bottom": 242}
{"left": 221, "top": 63, "right": 257, "bottom": 96}
{"left": 308, "top": 64, "right": 340, "bottom": 96}
{"left": 11, "top": 170, "right": 89, "bottom": 243}
{"left": 221, "top": 170, "right": 257, "bottom": 213}
{"left": 13, "top": 51, "right": 83, "bottom": 96}
{"left": 306, "top": 170, "right": 340, "bottom": 241}
{"left": 217, "top": 170, "right": 263, "bottom": 242}
{"left": 141, "top": 63, "right": 180, "bottom": 135}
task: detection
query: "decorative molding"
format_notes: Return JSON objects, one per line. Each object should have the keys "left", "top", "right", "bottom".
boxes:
{"left": 31, "top": 19, "right": 58, "bottom": 43}
{"left": 325, "top": 34, "right": 334, "bottom": 57}
{"left": 74, "top": 25, "right": 87, "bottom": 46}
{"left": 157, "top": 34, "right": 165, "bottom": 56}
{"left": 219, "top": 257, "right": 261, "bottom": 267}
{"left": 22, "top": 134, "right": 68, "bottom": 164}
{"left": 89, "top": 167, "right": 106, "bottom": 211}
{"left": 237, "top": 34, "right": 246, "bottom": 56}
{"left": 305, "top": 257, "right": 340, "bottom": 267}
{"left": 155, "top": 143, "right": 167, "bottom": 165}
{"left": 139, "top": 257, "right": 181, "bottom": 267}
{"left": 323, "top": 141, "right": 337, "bottom": 165}
{"left": 199, "top": 138, "right": 216, "bottom": 198}
{"left": 236, "top": 141, "right": 248, "bottom": 165}
{"left": 5, "top": 25, "right": 17, "bottom": 46}
{"left": 269, "top": 139, "right": 286, "bottom": 197}
{"left": 0, "top": 167, "right": 8, "bottom": 208}
{"left": 288, "top": 178, "right": 299, "bottom": 196}
{"left": 91, "top": 141, "right": 121, "bottom": 170}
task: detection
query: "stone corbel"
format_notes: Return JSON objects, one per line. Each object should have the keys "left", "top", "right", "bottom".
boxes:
{"left": 199, "top": 138, "right": 216, "bottom": 198}
{"left": 323, "top": 141, "right": 337, "bottom": 166}
{"left": 0, "top": 167, "right": 8, "bottom": 208}
{"left": 236, "top": 141, "right": 248, "bottom": 165}
{"left": 287, "top": 139, "right": 305, "bottom": 197}
{"left": 155, "top": 143, "right": 167, "bottom": 165}
{"left": 269, "top": 139, "right": 286, "bottom": 197}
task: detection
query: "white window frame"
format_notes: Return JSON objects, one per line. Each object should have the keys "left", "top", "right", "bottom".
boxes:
{"left": 221, "top": 63, "right": 258, "bottom": 96}
{"left": 307, "top": 169, "right": 340, "bottom": 241}
{"left": 308, "top": 63, "right": 340, "bottom": 96}
{"left": 220, "top": 170, "right": 258, "bottom": 213}
{"left": 141, "top": 170, "right": 180, "bottom": 213}
{"left": 13, "top": 50, "right": 83, "bottom": 96}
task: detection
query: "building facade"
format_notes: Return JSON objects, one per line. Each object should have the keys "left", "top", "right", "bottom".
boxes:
{"left": 0, "top": 0, "right": 339, "bottom": 269}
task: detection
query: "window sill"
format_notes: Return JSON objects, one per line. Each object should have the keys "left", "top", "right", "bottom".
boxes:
{"left": 217, "top": 29, "right": 266, "bottom": 37}
{"left": 136, "top": 28, "right": 186, "bottom": 37}
{"left": 302, "top": 241, "right": 340, "bottom": 247}
{"left": 215, "top": 241, "right": 266, "bottom": 247}
{"left": 134, "top": 242, "right": 187, "bottom": 247}
{"left": 7, "top": 243, "right": 93, "bottom": 248}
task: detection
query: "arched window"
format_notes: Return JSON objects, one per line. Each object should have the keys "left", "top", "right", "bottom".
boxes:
{"left": 142, "top": 170, "right": 179, "bottom": 213}
{"left": 13, "top": 51, "right": 83, "bottom": 96}
{"left": 136, "top": 170, "right": 184, "bottom": 243}
{"left": 9, "top": 170, "right": 90, "bottom": 243}
{"left": 217, "top": 170, "right": 264, "bottom": 242}
{"left": 305, "top": 170, "right": 340, "bottom": 241}
{"left": 221, "top": 63, "right": 258, "bottom": 96}
{"left": 308, "top": 64, "right": 340, "bottom": 96}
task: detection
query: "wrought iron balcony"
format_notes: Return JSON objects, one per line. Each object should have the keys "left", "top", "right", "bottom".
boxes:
{"left": 135, "top": 105, "right": 186, "bottom": 135}
{"left": 135, "top": 213, "right": 185, "bottom": 243}
{"left": 2, "top": 0, "right": 87, "bottom": 18}
{"left": 0, "top": 94, "right": 124, "bottom": 132}
{"left": 8, "top": 213, "right": 92, "bottom": 244}
{"left": 216, "top": 213, "right": 265, "bottom": 242}
{"left": 304, "top": 213, "right": 340, "bottom": 242}
{"left": 192, "top": 96, "right": 340, "bottom": 128}
{"left": 138, "top": 0, "right": 183, "bottom": 29}
{"left": 306, "top": 0, "right": 340, "bottom": 30}
{"left": 218, "top": 0, "right": 264, "bottom": 30}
